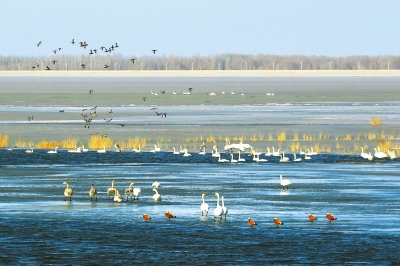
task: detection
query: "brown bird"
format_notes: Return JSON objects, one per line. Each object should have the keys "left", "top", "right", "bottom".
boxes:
{"left": 274, "top": 217, "right": 284, "bottom": 228}
{"left": 308, "top": 214, "right": 317, "bottom": 222}
{"left": 89, "top": 184, "right": 97, "bottom": 201}
{"left": 143, "top": 214, "right": 151, "bottom": 221}
{"left": 248, "top": 217, "right": 257, "bottom": 226}
{"left": 326, "top": 213, "right": 337, "bottom": 223}
{"left": 165, "top": 211, "right": 176, "bottom": 220}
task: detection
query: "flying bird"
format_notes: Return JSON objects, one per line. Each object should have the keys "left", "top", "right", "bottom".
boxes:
{"left": 104, "top": 64, "right": 109, "bottom": 69}
{"left": 130, "top": 59, "right": 135, "bottom": 63}
{"left": 58, "top": 48, "right": 62, "bottom": 51}
{"left": 89, "top": 50, "right": 93, "bottom": 55}
{"left": 28, "top": 116, "right": 34, "bottom": 121}
{"left": 37, "top": 41, "right": 42, "bottom": 47}
{"left": 142, "top": 97, "right": 146, "bottom": 101}
{"left": 152, "top": 49, "right": 157, "bottom": 54}
{"left": 188, "top": 88, "right": 193, "bottom": 93}
{"left": 81, "top": 64, "right": 85, "bottom": 69}
{"left": 71, "top": 39, "right": 75, "bottom": 45}
{"left": 52, "top": 60, "right": 57, "bottom": 65}
{"left": 46, "top": 66, "right": 51, "bottom": 70}
{"left": 89, "top": 90, "right": 93, "bottom": 94}
{"left": 53, "top": 50, "right": 57, "bottom": 54}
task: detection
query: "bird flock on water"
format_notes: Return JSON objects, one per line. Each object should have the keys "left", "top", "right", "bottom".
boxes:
{"left": 61, "top": 176, "right": 338, "bottom": 227}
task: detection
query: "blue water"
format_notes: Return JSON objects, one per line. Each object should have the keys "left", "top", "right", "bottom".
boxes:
{"left": 1, "top": 149, "right": 400, "bottom": 265}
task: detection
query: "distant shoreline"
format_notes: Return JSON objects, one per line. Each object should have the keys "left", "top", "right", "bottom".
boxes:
{"left": 1, "top": 70, "right": 400, "bottom": 77}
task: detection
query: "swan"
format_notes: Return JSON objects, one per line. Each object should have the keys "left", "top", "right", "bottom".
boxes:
{"left": 213, "top": 192, "right": 223, "bottom": 222}
{"left": 89, "top": 184, "right": 97, "bottom": 201}
{"left": 172, "top": 91, "right": 177, "bottom": 95}
{"left": 366, "top": 152, "right": 374, "bottom": 161}
{"left": 237, "top": 151, "right": 246, "bottom": 162}
{"left": 142, "top": 214, "right": 151, "bottom": 221}
{"left": 97, "top": 146, "right": 106, "bottom": 153}
{"left": 230, "top": 154, "right": 238, "bottom": 163}
{"left": 221, "top": 196, "right": 228, "bottom": 219}
{"left": 25, "top": 147, "right": 34, "bottom": 153}
{"left": 180, "top": 145, "right": 185, "bottom": 153}
{"left": 165, "top": 211, "right": 176, "bottom": 220}
{"left": 304, "top": 153, "right": 312, "bottom": 160}
{"left": 221, "top": 91, "right": 225, "bottom": 95}
{"left": 172, "top": 147, "right": 180, "bottom": 154}
{"left": 306, "top": 149, "right": 313, "bottom": 156}
{"left": 279, "top": 174, "right": 291, "bottom": 190}
{"left": 248, "top": 217, "right": 257, "bottom": 226}
{"left": 81, "top": 145, "right": 88, "bottom": 152}
{"left": 279, "top": 152, "right": 290, "bottom": 162}
{"left": 326, "top": 213, "right": 337, "bottom": 223}
{"left": 107, "top": 180, "right": 116, "bottom": 199}
{"left": 152, "top": 181, "right": 160, "bottom": 188}
{"left": 388, "top": 149, "right": 397, "bottom": 160}
{"left": 113, "top": 188, "right": 123, "bottom": 202}
{"left": 114, "top": 143, "right": 122, "bottom": 152}
{"left": 299, "top": 148, "right": 305, "bottom": 155}
{"left": 133, "top": 145, "right": 141, "bottom": 153}
{"left": 253, "top": 153, "right": 267, "bottom": 162}
{"left": 125, "top": 182, "right": 135, "bottom": 201}
{"left": 199, "top": 146, "right": 206, "bottom": 155}
{"left": 152, "top": 188, "right": 161, "bottom": 201}
{"left": 310, "top": 148, "right": 318, "bottom": 155}
{"left": 360, "top": 147, "right": 370, "bottom": 159}
{"left": 374, "top": 147, "right": 388, "bottom": 159}
{"left": 308, "top": 214, "right": 317, "bottom": 222}
{"left": 272, "top": 147, "right": 281, "bottom": 156}
{"left": 200, "top": 193, "right": 209, "bottom": 216}
{"left": 133, "top": 186, "right": 141, "bottom": 200}
{"left": 217, "top": 154, "right": 229, "bottom": 163}
{"left": 47, "top": 147, "right": 58, "bottom": 154}
{"left": 68, "top": 147, "right": 81, "bottom": 153}
{"left": 293, "top": 153, "right": 302, "bottom": 162}
{"left": 209, "top": 92, "right": 216, "bottom": 96}
{"left": 150, "top": 144, "right": 161, "bottom": 153}
{"left": 183, "top": 149, "right": 192, "bottom": 157}
{"left": 63, "top": 181, "right": 73, "bottom": 201}
{"left": 265, "top": 147, "right": 272, "bottom": 156}
{"left": 212, "top": 148, "right": 221, "bottom": 157}
{"left": 274, "top": 217, "right": 284, "bottom": 228}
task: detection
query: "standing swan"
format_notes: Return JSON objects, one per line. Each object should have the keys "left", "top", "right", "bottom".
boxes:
{"left": 133, "top": 186, "right": 141, "bottom": 200}
{"left": 107, "top": 180, "right": 116, "bottom": 199}
{"left": 200, "top": 193, "right": 209, "bottom": 216}
{"left": 113, "top": 188, "right": 123, "bottom": 202}
{"left": 230, "top": 154, "right": 238, "bottom": 163}
{"left": 221, "top": 196, "right": 228, "bottom": 220}
{"left": 213, "top": 192, "right": 223, "bottom": 222}
{"left": 125, "top": 182, "right": 135, "bottom": 201}
{"left": 152, "top": 188, "right": 161, "bottom": 201}
{"left": 279, "top": 174, "right": 291, "bottom": 190}
{"left": 97, "top": 146, "right": 106, "bottom": 153}
{"left": 63, "top": 181, "right": 73, "bottom": 201}
{"left": 89, "top": 184, "right": 97, "bottom": 201}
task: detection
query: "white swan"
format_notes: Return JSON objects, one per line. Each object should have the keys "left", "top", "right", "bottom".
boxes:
{"left": 237, "top": 151, "right": 246, "bottom": 162}
{"left": 200, "top": 193, "right": 209, "bottom": 216}
{"left": 152, "top": 188, "right": 161, "bottom": 201}
{"left": 209, "top": 92, "right": 216, "bottom": 96}
{"left": 213, "top": 192, "right": 223, "bottom": 222}
{"left": 107, "top": 180, "right": 116, "bottom": 199}
{"left": 152, "top": 181, "right": 160, "bottom": 188}
{"left": 388, "top": 149, "right": 397, "bottom": 160}
{"left": 125, "top": 182, "right": 135, "bottom": 201}
{"left": 172, "top": 147, "right": 180, "bottom": 154}
{"left": 172, "top": 91, "right": 177, "bottom": 95}
{"left": 97, "top": 146, "right": 106, "bottom": 153}
{"left": 133, "top": 187, "right": 141, "bottom": 200}
{"left": 180, "top": 145, "right": 185, "bottom": 153}
{"left": 374, "top": 147, "right": 388, "bottom": 159}
{"left": 279, "top": 174, "right": 291, "bottom": 190}
{"left": 272, "top": 147, "right": 281, "bottom": 156}
{"left": 221, "top": 91, "right": 225, "bottom": 95}
{"left": 253, "top": 153, "right": 267, "bottom": 162}
{"left": 360, "top": 147, "right": 370, "bottom": 159}
{"left": 183, "top": 149, "right": 192, "bottom": 157}
{"left": 304, "top": 153, "right": 312, "bottom": 160}
{"left": 63, "top": 181, "right": 73, "bottom": 201}
{"left": 89, "top": 184, "right": 97, "bottom": 201}
{"left": 199, "top": 146, "right": 206, "bottom": 155}
{"left": 265, "top": 147, "right": 272, "bottom": 156}
{"left": 279, "top": 152, "right": 290, "bottom": 162}
{"left": 81, "top": 145, "right": 88, "bottom": 152}
{"left": 293, "top": 153, "right": 302, "bottom": 162}
{"left": 221, "top": 195, "right": 228, "bottom": 220}
{"left": 310, "top": 148, "right": 318, "bottom": 155}
{"left": 212, "top": 148, "right": 220, "bottom": 157}
{"left": 299, "top": 148, "right": 305, "bottom": 155}
{"left": 25, "top": 147, "right": 34, "bottom": 153}
{"left": 366, "top": 152, "right": 374, "bottom": 161}
{"left": 133, "top": 145, "right": 141, "bottom": 153}
{"left": 113, "top": 188, "right": 123, "bottom": 202}
{"left": 217, "top": 154, "right": 229, "bottom": 163}
{"left": 47, "top": 147, "right": 58, "bottom": 154}
{"left": 230, "top": 154, "right": 238, "bottom": 163}
{"left": 68, "top": 147, "right": 81, "bottom": 153}
{"left": 150, "top": 144, "right": 161, "bottom": 153}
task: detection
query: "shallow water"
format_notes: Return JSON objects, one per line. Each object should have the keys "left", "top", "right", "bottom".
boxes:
{"left": 1, "top": 150, "right": 400, "bottom": 264}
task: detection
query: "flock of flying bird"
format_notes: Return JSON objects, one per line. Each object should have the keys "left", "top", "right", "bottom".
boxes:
{"left": 62, "top": 178, "right": 338, "bottom": 227}
{"left": 35, "top": 39, "right": 157, "bottom": 70}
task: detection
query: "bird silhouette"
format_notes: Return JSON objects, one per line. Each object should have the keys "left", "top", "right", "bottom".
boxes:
{"left": 36, "top": 63, "right": 40, "bottom": 68}
{"left": 28, "top": 116, "right": 34, "bottom": 121}
{"left": 152, "top": 49, "right": 157, "bottom": 54}
{"left": 89, "top": 49, "right": 93, "bottom": 55}
{"left": 58, "top": 48, "right": 62, "bottom": 51}
{"left": 93, "top": 49, "right": 97, "bottom": 53}
{"left": 71, "top": 39, "right": 75, "bottom": 45}
{"left": 81, "top": 64, "right": 85, "bottom": 69}
{"left": 115, "top": 42, "right": 118, "bottom": 48}
{"left": 53, "top": 50, "right": 57, "bottom": 54}
{"left": 89, "top": 90, "right": 93, "bottom": 94}
{"left": 37, "top": 41, "right": 42, "bottom": 47}
{"left": 130, "top": 59, "right": 135, "bottom": 63}
{"left": 161, "top": 90, "right": 165, "bottom": 94}
{"left": 100, "top": 46, "right": 105, "bottom": 50}
{"left": 52, "top": 60, "right": 57, "bottom": 65}
{"left": 188, "top": 88, "right": 193, "bottom": 92}
{"left": 104, "top": 64, "right": 109, "bottom": 69}
{"left": 142, "top": 97, "right": 146, "bottom": 101}
{"left": 46, "top": 66, "right": 51, "bottom": 70}
{"left": 32, "top": 66, "right": 36, "bottom": 69}
{"left": 119, "top": 124, "right": 126, "bottom": 127}
{"left": 162, "top": 113, "right": 167, "bottom": 118}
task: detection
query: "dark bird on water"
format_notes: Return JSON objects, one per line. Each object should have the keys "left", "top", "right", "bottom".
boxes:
{"left": 109, "top": 109, "right": 113, "bottom": 114}
{"left": 155, "top": 111, "right": 167, "bottom": 118}
{"left": 46, "top": 66, "right": 51, "bottom": 70}
{"left": 161, "top": 90, "right": 165, "bottom": 94}
{"left": 151, "top": 107, "right": 157, "bottom": 110}
{"left": 188, "top": 88, "right": 193, "bottom": 93}
{"left": 37, "top": 41, "right": 42, "bottom": 47}
{"left": 59, "top": 110, "right": 64, "bottom": 113}
{"left": 119, "top": 124, "right": 125, "bottom": 127}
{"left": 89, "top": 90, "right": 93, "bottom": 94}
{"left": 28, "top": 116, "right": 34, "bottom": 121}
{"left": 152, "top": 49, "right": 157, "bottom": 54}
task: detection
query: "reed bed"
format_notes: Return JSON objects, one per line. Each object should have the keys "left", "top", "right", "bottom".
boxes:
{"left": 0, "top": 134, "right": 8, "bottom": 148}
{"left": 88, "top": 135, "right": 113, "bottom": 150}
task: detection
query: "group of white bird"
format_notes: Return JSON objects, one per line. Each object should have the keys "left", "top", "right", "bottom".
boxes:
{"left": 360, "top": 147, "right": 397, "bottom": 160}
{"left": 201, "top": 192, "right": 228, "bottom": 222}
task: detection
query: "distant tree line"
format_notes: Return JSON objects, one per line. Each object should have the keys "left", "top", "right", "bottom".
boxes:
{"left": 1, "top": 53, "right": 400, "bottom": 71}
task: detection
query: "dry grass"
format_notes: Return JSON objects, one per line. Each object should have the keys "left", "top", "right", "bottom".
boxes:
{"left": 88, "top": 135, "right": 113, "bottom": 150}
{"left": 0, "top": 134, "right": 8, "bottom": 148}
{"left": 370, "top": 117, "right": 382, "bottom": 126}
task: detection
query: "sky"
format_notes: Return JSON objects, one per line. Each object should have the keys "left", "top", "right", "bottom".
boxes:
{"left": 2, "top": 0, "right": 400, "bottom": 58}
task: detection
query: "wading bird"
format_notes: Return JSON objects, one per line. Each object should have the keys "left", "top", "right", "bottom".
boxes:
{"left": 308, "top": 214, "right": 317, "bottom": 222}
{"left": 63, "top": 181, "right": 73, "bottom": 201}
{"left": 200, "top": 193, "right": 209, "bottom": 216}
{"left": 248, "top": 217, "right": 257, "bottom": 226}
{"left": 89, "top": 184, "right": 97, "bottom": 201}
{"left": 165, "top": 211, "right": 176, "bottom": 220}
{"left": 274, "top": 217, "right": 284, "bottom": 228}
{"left": 326, "top": 213, "right": 337, "bottom": 223}
{"left": 279, "top": 174, "right": 291, "bottom": 190}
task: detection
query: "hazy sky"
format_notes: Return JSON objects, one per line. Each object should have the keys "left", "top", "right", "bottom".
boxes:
{"left": 2, "top": 0, "right": 399, "bottom": 57}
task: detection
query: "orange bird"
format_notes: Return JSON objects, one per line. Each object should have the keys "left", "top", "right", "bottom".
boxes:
{"left": 248, "top": 217, "right": 257, "bottom": 226}
{"left": 165, "top": 211, "right": 176, "bottom": 220}
{"left": 143, "top": 214, "right": 151, "bottom": 221}
{"left": 308, "top": 213, "right": 317, "bottom": 221}
{"left": 274, "top": 217, "right": 284, "bottom": 228}
{"left": 326, "top": 213, "right": 337, "bottom": 222}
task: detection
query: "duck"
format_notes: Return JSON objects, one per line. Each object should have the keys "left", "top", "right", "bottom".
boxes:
{"left": 248, "top": 217, "right": 257, "bottom": 226}
{"left": 152, "top": 188, "right": 161, "bottom": 201}
{"left": 125, "top": 182, "right": 135, "bottom": 201}
{"left": 279, "top": 174, "right": 291, "bottom": 190}
{"left": 133, "top": 186, "right": 141, "bottom": 200}
{"left": 142, "top": 214, "right": 151, "bottom": 221}
{"left": 200, "top": 193, "right": 209, "bottom": 216}
{"left": 63, "top": 181, "right": 73, "bottom": 201}
{"left": 213, "top": 192, "right": 223, "bottom": 222}
{"left": 326, "top": 213, "right": 337, "bottom": 223}
{"left": 165, "top": 211, "right": 176, "bottom": 220}
{"left": 89, "top": 184, "right": 97, "bottom": 201}
{"left": 274, "top": 217, "right": 284, "bottom": 228}
{"left": 308, "top": 213, "right": 317, "bottom": 222}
